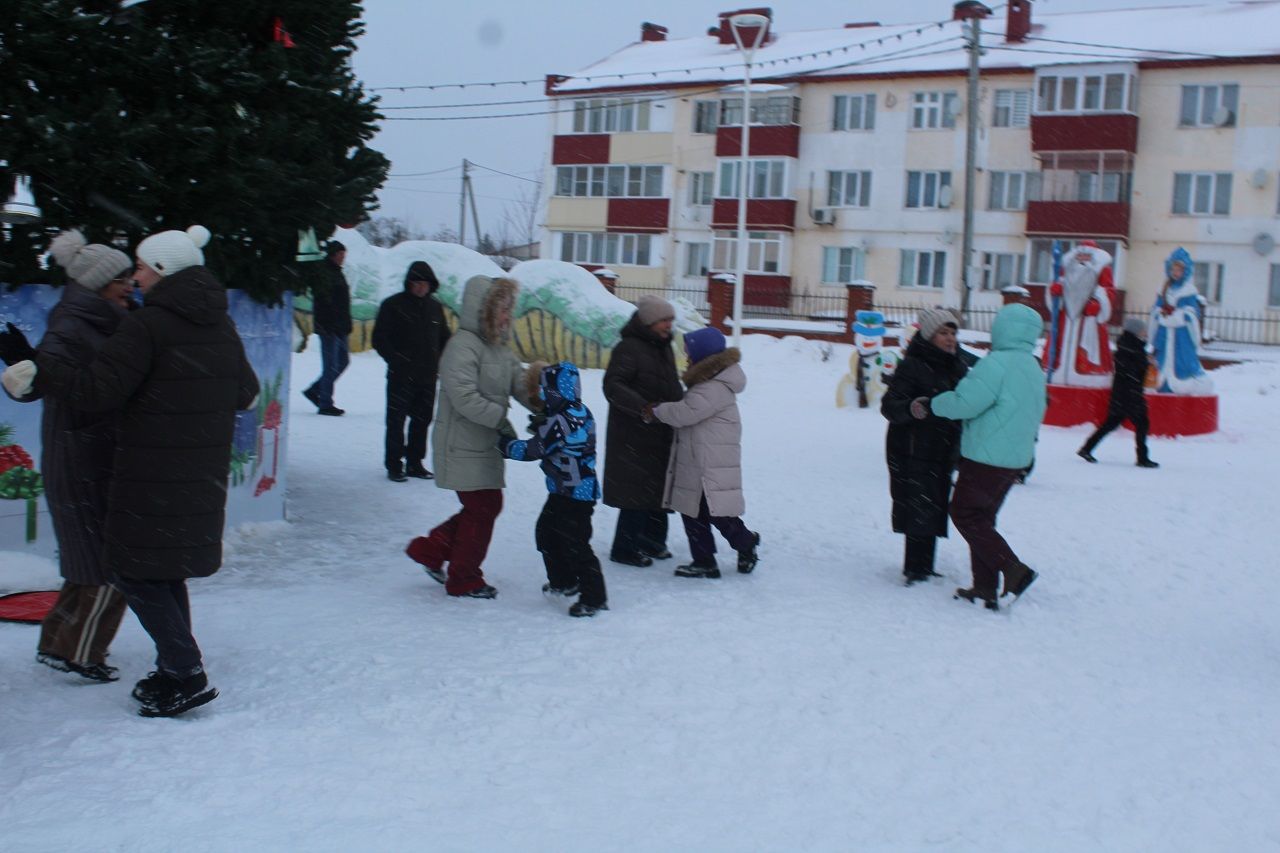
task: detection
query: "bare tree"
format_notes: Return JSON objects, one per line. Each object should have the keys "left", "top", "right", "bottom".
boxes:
{"left": 498, "top": 180, "right": 543, "bottom": 258}
{"left": 427, "top": 224, "right": 460, "bottom": 243}
{"left": 357, "top": 216, "right": 422, "bottom": 247}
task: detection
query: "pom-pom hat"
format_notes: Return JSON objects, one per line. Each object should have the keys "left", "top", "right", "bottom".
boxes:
{"left": 917, "top": 307, "right": 960, "bottom": 341}
{"left": 48, "top": 230, "right": 131, "bottom": 291}
{"left": 136, "top": 225, "right": 210, "bottom": 277}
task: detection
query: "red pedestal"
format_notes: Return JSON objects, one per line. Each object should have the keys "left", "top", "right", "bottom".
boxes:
{"left": 1045, "top": 383, "right": 1218, "bottom": 436}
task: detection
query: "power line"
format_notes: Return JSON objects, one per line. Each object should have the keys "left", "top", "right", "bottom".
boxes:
{"left": 468, "top": 162, "right": 543, "bottom": 183}
{"left": 386, "top": 165, "right": 461, "bottom": 178}
{"left": 986, "top": 44, "right": 1231, "bottom": 63}
{"left": 1024, "top": 35, "right": 1225, "bottom": 61}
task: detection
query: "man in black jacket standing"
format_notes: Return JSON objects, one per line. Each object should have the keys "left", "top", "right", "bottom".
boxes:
{"left": 372, "top": 261, "right": 451, "bottom": 481}
{"left": 302, "top": 240, "right": 352, "bottom": 416}
{"left": 1078, "top": 317, "right": 1159, "bottom": 468}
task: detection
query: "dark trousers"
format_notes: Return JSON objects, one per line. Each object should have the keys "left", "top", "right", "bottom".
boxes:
{"left": 611, "top": 508, "right": 668, "bottom": 557}
{"left": 949, "top": 458, "right": 1023, "bottom": 597}
{"left": 536, "top": 495, "right": 607, "bottom": 607}
{"left": 415, "top": 489, "right": 503, "bottom": 595}
{"left": 38, "top": 581, "right": 127, "bottom": 665}
{"left": 903, "top": 535, "right": 938, "bottom": 578}
{"left": 681, "top": 494, "right": 755, "bottom": 567}
{"left": 1082, "top": 404, "right": 1150, "bottom": 462}
{"left": 308, "top": 332, "right": 349, "bottom": 408}
{"left": 111, "top": 576, "right": 203, "bottom": 676}
{"left": 385, "top": 376, "right": 435, "bottom": 472}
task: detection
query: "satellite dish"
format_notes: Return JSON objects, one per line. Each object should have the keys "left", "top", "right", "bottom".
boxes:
{"left": 1252, "top": 233, "right": 1275, "bottom": 256}
{"left": 1211, "top": 105, "right": 1233, "bottom": 127}
{"left": 1250, "top": 168, "right": 1270, "bottom": 189}
{"left": 938, "top": 185, "right": 955, "bottom": 208}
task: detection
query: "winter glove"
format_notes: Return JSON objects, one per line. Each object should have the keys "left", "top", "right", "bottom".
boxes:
{"left": 641, "top": 403, "right": 656, "bottom": 423}
{"left": 1083, "top": 298, "right": 1101, "bottom": 317}
{"left": 909, "top": 397, "right": 931, "bottom": 420}
{"left": 0, "top": 323, "right": 36, "bottom": 366}
{"left": 496, "top": 418, "right": 517, "bottom": 440}
{"left": 527, "top": 411, "right": 547, "bottom": 434}
{"left": 2, "top": 360, "right": 37, "bottom": 398}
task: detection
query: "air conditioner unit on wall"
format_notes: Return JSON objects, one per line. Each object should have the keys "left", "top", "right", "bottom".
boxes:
{"left": 812, "top": 207, "right": 836, "bottom": 225}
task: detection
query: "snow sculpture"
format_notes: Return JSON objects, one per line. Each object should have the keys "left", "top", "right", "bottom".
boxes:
{"left": 836, "top": 310, "right": 898, "bottom": 409}
{"left": 1149, "top": 247, "right": 1212, "bottom": 394}
{"left": 1047, "top": 241, "right": 1114, "bottom": 387}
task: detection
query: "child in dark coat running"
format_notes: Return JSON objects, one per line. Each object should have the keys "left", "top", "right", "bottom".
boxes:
{"left": 498, "top": 362, "right": 608, "bottom": 617}
{"left": 1078, "top": 318, "right": 1159, "bottom": 468}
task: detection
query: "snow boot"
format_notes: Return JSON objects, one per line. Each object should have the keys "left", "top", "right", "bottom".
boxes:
{"left": 542, "top": 582, "right": 579, "bottom": 598}
{"left": 569, "top": 600, "right": 608, "bottom": 618}
{"left": 451, "top": 584, "right": 498, "bottom": 599}
{"left": 406, "top": 537, "right": 446, "bottom": 584}
{"left": 640, "top": 546, "right": 672, "bottom": 560}
{"left": 610, "top": 552, "right": 653, "bottom": 568}
{"left": 137, "top": 670, "right": 218, "bottom": 718}
{"left": 903, "top": 572, "right": 929, "bottom": 587}
{"left": 1002, "top": 562, "right": 1038, "bottom": 600}
{"left": 674, "top": 561, "right": 721, "bottom": 579}
{"left": 1077, "top": 448, "right": 1097, "bottom": 463}
{"left": 405, "top": 464, "right": 434, "bottom": 480}
{"left": 36, "top": 651, "right": 72, "bottom": 673}
{"left": 1136, "top": 459, "right": 1159, "bottom": 469}
{"left": 954, "top": 587, "right": 1000, "bottom": 611}
{"left": 387, "top": 465, "right": 408, "bottom": 483}
{"left": 132, "top": 670, "right": 178, "bottom": 704}
{"left": 68, "top": 661, "right": 120, "bottom": 683}
{"left": 737, "top": 532, "right": 761, "bottom": 574}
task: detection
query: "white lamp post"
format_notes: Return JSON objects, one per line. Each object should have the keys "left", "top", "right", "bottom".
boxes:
{"left": 727, "top": 13, "right": 769, "bottom": 348}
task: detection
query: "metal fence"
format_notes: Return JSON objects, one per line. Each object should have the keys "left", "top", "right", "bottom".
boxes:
{"left": 1115, "top": 309, "right": 1280, "bottom": 347}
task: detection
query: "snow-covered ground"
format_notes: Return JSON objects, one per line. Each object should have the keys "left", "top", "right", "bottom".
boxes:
{"left": 3, "top": 336, "right": 1279, "bottom": 851}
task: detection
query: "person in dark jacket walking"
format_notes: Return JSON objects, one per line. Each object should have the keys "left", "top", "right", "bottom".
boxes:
{"left": 0, "top": 231, "right": 134, "bottom": 682}
{"left": 602, "top": 296, "right": 683, "bottom": 567}
{"left": 302, "top": 240, "right": 351, "bottom": 416}
{"left": 880, "top": 308, "right": 968, "bottom": 586}
{"left": 372, "top": 261, "right": 451, "bottom": 481}
{"left": 499, "top": 361, "right": 608, "bottom": 617}
{"left": 1078, "top": 318, "right": 1159, "bottom": 468}
{"left": 16, "top": 225, "right": 259, "bottom": 717}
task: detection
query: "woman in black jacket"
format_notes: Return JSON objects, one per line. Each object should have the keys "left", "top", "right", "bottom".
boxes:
{"left": 372, "top": 261, "right": 451, "bottom": 481}
{"left": 1078, "top": 318, "right": 1158, "bottom": 468}
{"left": 880, "top": 308, "right": 968, "bottom": 585}
{"left": 602, "top": 296, "right": 683, "bottom": 566}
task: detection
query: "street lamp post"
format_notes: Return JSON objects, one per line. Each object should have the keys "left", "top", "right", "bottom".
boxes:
{"left": 727, "top": 13, "right": 769, "bottom": 349}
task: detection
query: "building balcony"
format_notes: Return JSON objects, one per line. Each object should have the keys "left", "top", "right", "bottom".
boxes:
{"left": 1025, "top": 201, "right": 1131, "bottom": 241}
{"left": 606, "top": 198, "right": 669, "bottom": 233}
{"left": 711, "top": 198, "right": 796, "bottom": 231}
{"left": 1031, "top": 114, "right": 1139, "bottom": 153}
{"left": 715, "top": 124, "right": 801, "bottom": 158}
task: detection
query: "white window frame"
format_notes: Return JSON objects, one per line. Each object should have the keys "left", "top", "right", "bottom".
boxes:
{"left": 821, "top": 246, "right": 867, "bottom": 285}
{"left": 571, "top": 97, "right": 654, "bottom": 133}
{"left": 684, "top": 242, "right": 711, "bottom": 277}
{"left": 911, "top": 91, "right": 959, "bottom": 130}
{"left": 1035, "top": 67, "right": 1136, "bottom": 115}
{"left": 979, "top": 251, "right": 1027, "bottom": 291}
{"left": 1037, "top": 151, "right": 1133, "bottom": 203}
{"left": 553, "top": 165, "right": 665, "bottom": 199}
{"left": 693, "top": 100, "right": 719, "bottom": 134}
{"left": 988, "top": 171, "right": 1040, "bottom": 211}
{"left": 827, "top": 170, "right": 872, "bottom": 208}
{"left": 720, "top": 95, "right": 800, "bottom": 127}
{"left": 905, "top": 170, "right": 952, "bottom": 209}
{"left": 899, "top": 249, "right": 947, "bottom": 289}
{"left": 689, "top": 172, "right": 713, "bottom": 206}
{"left": 712, "top": 230, "right": 787, "bottom": 275}
{"left": 717, "top": 159, "right": 789, "bottom": 199}
{"left": 1173, "top": 172, "right": 1232, "bottom": 216}
{"left": 1192, "top": 260, "right": 1225, "bottom": 304}
{"left": 558, "top": 232, "right": 656, "bottom": 267}
{"left": 833, "top": 94, "right": 876, "bottom": 131}
{"left": 1269, "top": 264, "right": 1280, "bottom": 309}
{"left": 1179, "top": 84, "right": 1239, "bottom": 128}
{"left": 992, "top": 89, "right": 1032, "bottom": 128}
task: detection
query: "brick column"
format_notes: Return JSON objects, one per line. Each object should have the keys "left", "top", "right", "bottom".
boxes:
{"left": 707, "top": 275, "right": 734, "bottom": 334}
{"left": 843, "top": 283, "right": 876, "bottom": 344}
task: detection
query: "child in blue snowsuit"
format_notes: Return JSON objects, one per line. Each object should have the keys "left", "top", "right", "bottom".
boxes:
{"left": 498, "top": 362, "right": 607, "bottom": 617}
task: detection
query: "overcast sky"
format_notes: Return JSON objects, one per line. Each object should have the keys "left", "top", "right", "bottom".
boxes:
{"left": 352, "top": 0, "right": 1212, "bottom": 243}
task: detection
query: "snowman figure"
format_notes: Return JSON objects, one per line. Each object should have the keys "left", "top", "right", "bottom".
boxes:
{"left": 836, "top": 310, "right": 898, "bottom": 408}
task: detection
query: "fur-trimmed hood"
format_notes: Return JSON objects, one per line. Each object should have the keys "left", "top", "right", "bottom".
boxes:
{"left": 458, "top": 274, "right": 517, "bottom": 343}
{"left": 681, "top": 346, "right": 743, "bottom": 389}
{"left": 524, "top": 360, "right": 549, "bottom": 411}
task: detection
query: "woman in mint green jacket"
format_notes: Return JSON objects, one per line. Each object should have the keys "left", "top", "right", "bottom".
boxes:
{"left": 927, "top": 303, "right": 1045, "bottom": 610}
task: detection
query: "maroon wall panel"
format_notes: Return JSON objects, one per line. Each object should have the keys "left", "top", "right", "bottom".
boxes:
{"left": 551, "top": 134, "right": 611, "bottom": 165}
{"left": 712, "top": 199, "right": 797, "bottom": 231}
{"left": 1025, "top": 201, "right": 1131, "bottom": 240}
{"left": 1030, "top": 114, "right": 1139, "bottom": 153}
{"left": 606, "top": 198, "right": 670, "bottom": 232}
{"left": 715, "top": 125, "right": 801, "bottom": 158}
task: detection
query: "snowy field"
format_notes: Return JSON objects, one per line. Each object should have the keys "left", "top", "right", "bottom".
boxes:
{"left": 3, "top": 335, "right": 1279, "bottom": 851}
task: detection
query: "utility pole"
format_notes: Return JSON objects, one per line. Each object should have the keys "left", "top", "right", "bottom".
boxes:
{"left": 458, "top": 158, "right": 470, "bottom": 247}
{"left": 959, "top": 5, "right": 989, "bottom": 324}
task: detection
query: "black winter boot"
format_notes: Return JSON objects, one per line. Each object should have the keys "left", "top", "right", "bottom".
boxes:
{"left": 674, "top": 561, "right": 721, "bottom": 579}
{"left": 737, "top": 532, "right": 761, "bottom": 574}
{"left": 954, "top": 587, "right": 1000, "bottom": 611}
{"left": 138, "top": 670, "right": 218, "bottom": 718}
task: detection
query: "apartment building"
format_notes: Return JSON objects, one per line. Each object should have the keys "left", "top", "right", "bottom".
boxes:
{"left": 541, "top": 1, "right": 1280, "bottom": 320}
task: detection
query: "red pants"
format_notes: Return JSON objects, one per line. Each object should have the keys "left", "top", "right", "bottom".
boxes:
{"left": 949, "top": 458, "right": 1023, "bottom": 597}
{"left": 408, "top": 489, "right": 503, "bottom": 595}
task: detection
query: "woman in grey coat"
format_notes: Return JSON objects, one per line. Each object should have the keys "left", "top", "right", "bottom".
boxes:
{"left": 647, "top": 327, "right": 759, "bottom": 579}
{"left": 4, "top": 231, "right": 134, "bottom": 682}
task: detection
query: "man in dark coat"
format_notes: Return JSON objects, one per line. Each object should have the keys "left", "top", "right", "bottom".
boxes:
{"left": 1078, "top": 318, "right": 1159, "bottom": 468}
{"left": 302, "top": 240, "right": 351, "bottom": 416}
{"left": 0, "top": 230, "right": 134, "bottom": 682}
{"left": 25, "top": 225, "right": 259, "bottom": 718}
{"left": 602, "top": 296, "right": 683, "bottom": 566}
{"left": 372, "top": 260, "right": 451, "bottom": 481}
{"left": 881, "top": 308, "right": 968, "bottom": 585}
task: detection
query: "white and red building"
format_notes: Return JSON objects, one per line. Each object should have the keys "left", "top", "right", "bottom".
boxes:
{"left": 541, "top": 1, "right": 1280, "bottom": 330}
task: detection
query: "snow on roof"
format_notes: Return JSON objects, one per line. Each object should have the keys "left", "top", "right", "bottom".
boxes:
{"left": 549, "top": 2, "right": 1280, "bottom": 95}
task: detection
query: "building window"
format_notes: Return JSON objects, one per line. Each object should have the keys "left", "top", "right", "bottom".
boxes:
{"left": 911, "top": 91, "right": 959, "bottom": 129}
{"left": 693, "top": 100, "right": 719, "bottom": 134}
{"left": 905, "top": 170, "right": 952, "bottom": 209}
{"left": 1037, "top": 71, "right": 1134, "bottom": 114}
{"left": 720, "top": 95, "right": 801, "bottom": 127}
{"left": 833, "top": 94, "right": 876, "bottom": 131}
{"left": 988, "top": 171, "right": 1040, "bottom": 211}
{"left": 1173, "top": 172, "right": 1232, "bottom": 216}
{"left": 712, "top": 231, "right": 785, "bottom": 274}
{"left": 1028, "top": 238, "right": 1120, "bottom": 283}
{"left": 1192, "top": 261, "right": 1224, "bottom": 304}
{"left": 821, "top": 247, "right": 866, "bottom": 284}
{"left": 899, "top": 249, "right": 947, "bottom": 289}
{"left": 1037, "top": 152, "right": 1132, "bottom": 203}
{"left": 553, "top": 165, "right": 664, "bottom": 198}
{"left": 684, "top": 242, "right": 710, "bottom": 277}
{"left": 979, "top": 252, "right": 1027, "bottom": 291}
{"left": 572, "top": 97, "right": 653, "bottom": 133}
{"left": 717, "top": 159, "right": 788, "bottom": 199}
{"left": 1179, "top": 84, "right": 1239, "bottom": 128}
{"left": 689, "top": 172, "right": 713, "bottom": 206}
{"left": 827, "top": 170, "right": 872, "bottom": 208}
{"left": 992, "top": 89, "right": 1032, "bottom": 128}
{"left": 1269, "top": 265, "right": 1280, "bottom": 309}
{"left": 559, "top": 232, "right": 654, "bottom": 266}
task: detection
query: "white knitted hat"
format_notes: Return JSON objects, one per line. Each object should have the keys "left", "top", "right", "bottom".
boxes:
{"left": 136, "top": 225, "right": 210, "bottom": 277}
{"left": 48, "top": 230, "right": 132, "bottom": 291}
{"left": 917, "top": 306, "right": 960, "bottom": 341}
